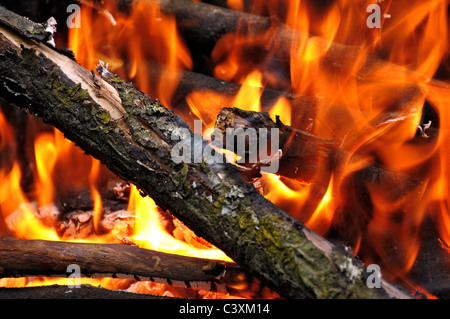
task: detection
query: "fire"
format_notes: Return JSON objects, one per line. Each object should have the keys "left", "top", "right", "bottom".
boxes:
{"left": 0, "top": 120, "right": 234, "bottom": 293}
{"left": 34, "top": 133, "right": 58, "bottom": 207}
{"left": 268, "top": 97, "right": 291, "bottom": 126}
{"left": 0, "top": 0, "right": 235, "bottom": 294}
{"left": 305, "top": 176, "right": 335, "bottom": 236}
{"left": 1, "top": 0, "right": 449, "bottom": 298}
{"left": 186, "top": 90, "right": 231, "bottom": 129}
{"left": 0, "top": 126, "right": 103, "bottom": 242}
{"left": 128, "top": 185, "right": 232, "bottom": 261}
{"left": 187, "top": 0, "right": 450, "bottom": 290}
{"left": 232, "top": 70, "right": 264, "bottom": 112}
{"left": 89, "top": 159, "right": 103, "bottom": 233}
{"left": 0, "top": 113, "right": 60, "bottom": 240}
{"left": 0, "top": 122, "right": 233, "bottom": 293}
{"left": 68, "top": 0, "right": 192, "bottom": 108}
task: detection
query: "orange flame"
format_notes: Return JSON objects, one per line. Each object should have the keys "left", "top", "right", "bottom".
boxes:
{"left": 89, "top": 159, "right": 103, "bottom": 233}
{"left": 34, "top": 133, "right": 58, "bottom": 207}
{"left": 1, "top": 0, "right": 449, "bottom": 297}
{"left": 269, "top": 96, "right": 291, "bottom": 126}
{"left": 68, "top": 0, "right": 192, "bottom": 107}
{"left": 186, "top": 0, "right": 450, "bottom": 286}
{"left": 305, "top": 176, "right": 335, "bottom": 236}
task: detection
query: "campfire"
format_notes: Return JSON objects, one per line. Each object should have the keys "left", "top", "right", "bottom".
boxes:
{"left": 0, "top": 0, "right": 449, "bottom": 299}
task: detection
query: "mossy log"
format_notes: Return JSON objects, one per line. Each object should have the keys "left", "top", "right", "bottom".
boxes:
{"left": 0, "top": 6, "right": 410, "bottom": 299}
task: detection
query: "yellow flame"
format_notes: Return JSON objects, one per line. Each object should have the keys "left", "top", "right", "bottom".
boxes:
{"left": 269, "top": 96, "right": 291, "bottom": 126}
{"left": 305, "top": 176, "right": 335, "bottom": 236}
{"left": 232, "top": 70, "right": 263, "bottom": 112}
{"left": 128, "top": 185, "right": 232, "bottom": 261}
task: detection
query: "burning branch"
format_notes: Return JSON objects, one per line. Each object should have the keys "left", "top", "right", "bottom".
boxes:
{"left": 214, "top": 107, "right": 427, "bottom": 191}
{"left": 0, "top": 284, "right": 169, "bottom": 299}
{"left": 0, "top": 5, "right": 410, "bottom": 298}
{"left": 0, "top": 237, "right": 236, "bottom": 284}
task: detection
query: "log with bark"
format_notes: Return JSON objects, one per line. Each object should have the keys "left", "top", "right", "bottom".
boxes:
{"left": 0, "top": 6, "right": 410, "bottom": 299}
{"left": 0, "top": 284, "right": 170, "bottom": 299}
{"left": 0, "top": 237, "right": 277, "bottom": 298}
{"left": 213, "top": 107, "right": 429, "bottom": 193}
{"left": 0, "top": 237, "right": 238, "bottom": 284}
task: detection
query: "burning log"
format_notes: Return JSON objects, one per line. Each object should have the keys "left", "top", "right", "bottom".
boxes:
{"left": 86, "top": 0, "right": 272, "bottom": 54}
{"left": 0, "top": 237, "right": 275, "bottom": 298}
{"left": 0, "top": 237, "right": 236, "bottom": 283}
{"left": 0, "top": 6, "right": 411, "bottom": 299}
{"left": 63, "top": 0, "right": 434, "bottom": 139}
{"left": 214, "top": 107, "right": 427, "bottom": 191}
{"left": 3, "top": 0, "right": 446, "bottom": 96}
{"left": 2, "top": 0, "right": 431, "bottom": 122}
{"left": 213, "top": 107, "right": 450, "bottom": 300}
{"left": 214, "top": 107, "right": 337, "bottom": 189}
{"left": 156, "top": 0, "right": 447, "bottom": 84}
{"left": 0, "top": 284, "right": 170, "bottom": 299}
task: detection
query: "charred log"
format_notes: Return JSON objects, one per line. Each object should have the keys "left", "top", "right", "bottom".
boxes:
{"left": 214, "top": 107, "right": 427, "bottom": 191}
{"left": 214, "top": 107, "right": 433, "bottom": 240}
{"left": 128, "top": 61, "right": 311, "bottom": 129}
